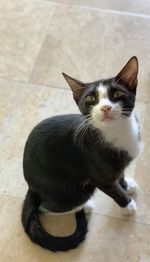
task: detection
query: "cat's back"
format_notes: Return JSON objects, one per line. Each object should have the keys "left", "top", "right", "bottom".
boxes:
{"left": 23, "top": 114, "right": 86, "bottom": 182}
{"left": 23, "top": 114, "right": 83, "bottom": 159}
{"left": 28, "top": 114, "right": 80, "bottom": 140}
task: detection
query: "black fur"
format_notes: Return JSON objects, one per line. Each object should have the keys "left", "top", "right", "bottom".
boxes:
{"left": 22, "top": 57, "right": 139, "bottom": 252}
{"left": 22, "top": 190, "right": 87, "bottom": 252}
{"left": 22, "top": 114, "right": 131, "bottom": 251}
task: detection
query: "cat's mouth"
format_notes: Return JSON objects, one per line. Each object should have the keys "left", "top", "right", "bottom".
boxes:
{"left": 101, "top": 115, "right": 114, "bottom": 122}
{"left": 101, "top": 109, "right": 122, "bottom": 123}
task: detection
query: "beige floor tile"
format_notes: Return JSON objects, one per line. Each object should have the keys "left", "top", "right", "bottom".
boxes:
{"left": 1, "top": 0, "right": 150, "bottom": 261}
{"left": 30, "top": 4, "right": 150, "bottom": 102}
{"left": 0, "top": 0, "right": 55, "bottom": 81}
{"left": 46, "top": 0, "right": 150, "bottom": 16}
{"left": 1, "top": 194, "right": 150, "bottom": 262}
{"left": 0, "top": 79, "right": 78, "bottom": 198}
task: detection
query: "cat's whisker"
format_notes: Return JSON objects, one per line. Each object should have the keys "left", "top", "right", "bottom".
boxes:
{"left": 73, "top": 119, "right": 91, "bottom": 146}
{"left": 80, "top": 124, "right": 90, "bottom": 148}
{"left": 122, "top": 112, "right": 131, "bottom": 114}
{"left": 122, "top": 108, "right": 133, "bottom": 111}
{"left": 70, "top": 116, "right": 90, "bottom": 130}
{"left": 74, "top": 114, "right": 93, "bottom": 147}
{"left": 122, "top": 110, "right": 130, "bottom": 113}
{"left": 71, "top": 114, "right": 94, "bottom": 147}
{"left": 69, "top": 119, "right": 81, "bottom": 129}
{"left": 78, "top": 124, "right": 91, "bottom": 148}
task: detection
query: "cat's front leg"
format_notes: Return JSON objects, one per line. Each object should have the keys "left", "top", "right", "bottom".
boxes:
{"left": 100, "top": 183, "right": 137, "bottom": 215}
{"left": 119, "top": 174, "right": 128, "bottom": 190}
{"left": 119, "top": 173, "right": 138, "bottom": 195}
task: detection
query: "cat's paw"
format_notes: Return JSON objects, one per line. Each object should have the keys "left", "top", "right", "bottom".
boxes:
{"left": 126, "top": 178, "right": 138, "bottom": 195}
{"left": 84, "top": 199, "right": 94, "bottom": 214}
{"left": 122, "top": 199, "right": 137, "bottom": 215}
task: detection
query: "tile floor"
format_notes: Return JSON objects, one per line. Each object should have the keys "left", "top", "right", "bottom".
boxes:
{"left": 0, "top": 0, "right": 150, "bottom": 261}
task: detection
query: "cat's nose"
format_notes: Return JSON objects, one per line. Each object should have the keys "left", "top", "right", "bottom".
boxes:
{"left": 100, "top": 105, "right": 112, "bottom": 114}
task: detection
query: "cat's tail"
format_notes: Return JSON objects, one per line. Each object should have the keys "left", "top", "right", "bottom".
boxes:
{"left": 22, "top": 190, "right": 88, "bottom": 252}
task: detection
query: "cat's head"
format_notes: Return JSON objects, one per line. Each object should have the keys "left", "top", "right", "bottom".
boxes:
{"left": 63, "top": 57, "right": 138, "bottom": 129}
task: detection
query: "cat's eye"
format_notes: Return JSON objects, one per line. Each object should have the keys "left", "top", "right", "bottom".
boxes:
{"left": 113, "top": 90, "right": 124, "bottom": 98}
{"left": 86, "top": 95, "right": 96, "bottom": 102}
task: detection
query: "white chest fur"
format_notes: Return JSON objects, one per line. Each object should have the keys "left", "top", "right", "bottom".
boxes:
{"left": 101, "top": 113, "right": 141, "bottom": 159}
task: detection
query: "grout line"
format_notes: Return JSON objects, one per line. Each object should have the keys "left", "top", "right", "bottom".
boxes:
{"left": 28, "top": 3, "right": 56, "bottom": 86}
{"left": 75, "top": 6, "right": 150, "bottom": 20}
{"left": 33, "top": 0, "right": 150, "bottom": 19}
{"left": 0, "top": 76, "right": 150, "bottom": 106}
{"left": 0, "top": 77, "right": 69, "bottom": 91}
{"left": 1, "top": 192, "right": 150, "bottom": 227}
{"left": 89, "top": 211, "right": 150, "bottom": 227}
{"left": 0, "top": 77, "right": 32, "bottom": 86}
{"left": 0, "top": 76, "right": 150, "bottom": 104}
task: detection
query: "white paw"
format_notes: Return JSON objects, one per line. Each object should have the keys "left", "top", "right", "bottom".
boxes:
{"left": 126, "top": 178, "right": 138, "bottom": 195}
{"left": 84, "top": 200, "right": 94, "bottom": 214}
{"left": 122, "top": 199, "right": 137, "bottom": 215}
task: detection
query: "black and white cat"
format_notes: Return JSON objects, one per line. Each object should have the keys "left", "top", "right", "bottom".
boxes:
{"left": 22, "top": 57, "right": 141, "bottom": 252}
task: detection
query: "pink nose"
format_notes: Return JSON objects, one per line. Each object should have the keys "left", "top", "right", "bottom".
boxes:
{"left": 100, "top": 105, "right": 112, "bottom": 114}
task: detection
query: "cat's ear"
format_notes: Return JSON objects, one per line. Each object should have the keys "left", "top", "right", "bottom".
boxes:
{"left": 115, "top": 56, "right": 138, "bottom": 92}
{"left": 62, "top": 73, "right": 88, "bottom": 103}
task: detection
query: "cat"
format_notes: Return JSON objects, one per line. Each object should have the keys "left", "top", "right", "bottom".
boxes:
{"left": 22, "top": 56, "right": 141, "bottom": 252}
